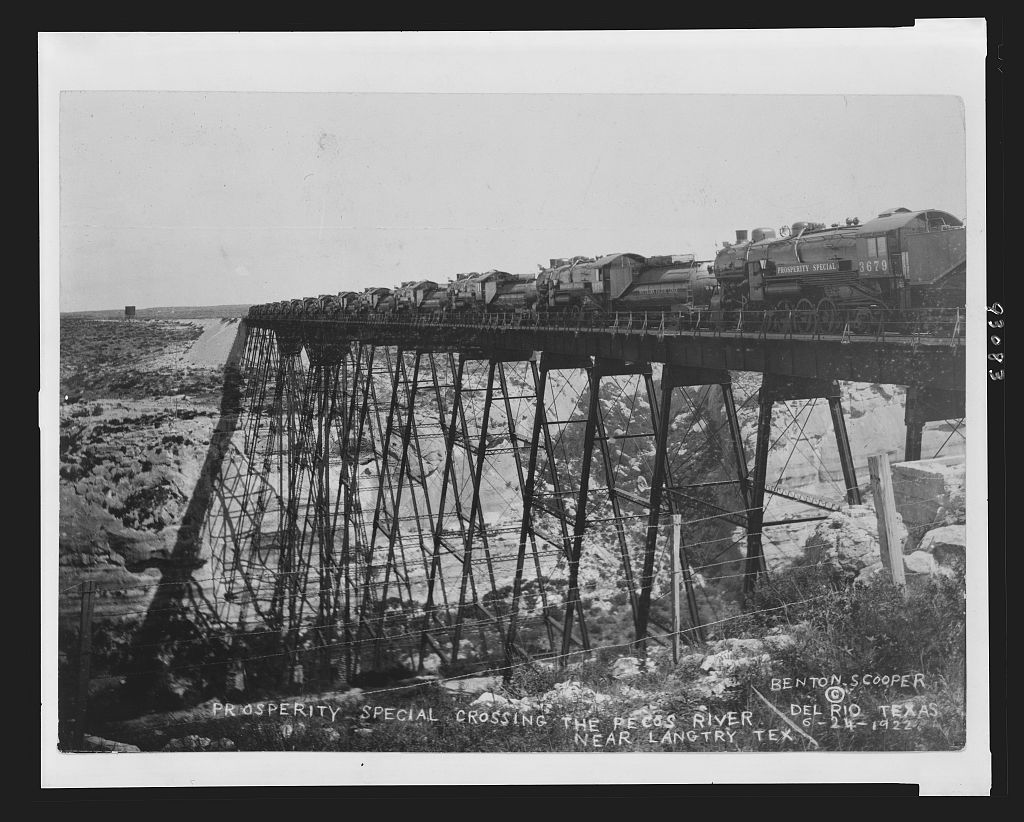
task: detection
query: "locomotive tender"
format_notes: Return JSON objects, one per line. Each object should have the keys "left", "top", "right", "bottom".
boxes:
{"left": 248, "top": 205, "right": 965, "bottom": 335}
{"left": 536, "top": 253, "right": 716, "bottom": 317}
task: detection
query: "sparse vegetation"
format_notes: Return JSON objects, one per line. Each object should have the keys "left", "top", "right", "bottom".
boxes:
{"left": 82, "top": 565, "right": 965, "bottom": 753}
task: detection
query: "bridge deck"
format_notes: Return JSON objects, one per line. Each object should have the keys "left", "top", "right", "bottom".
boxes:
{"left": 248, "top": 314, "right": 966, "bottom": 391}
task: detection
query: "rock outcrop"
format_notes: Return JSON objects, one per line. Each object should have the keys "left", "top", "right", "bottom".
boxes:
{"left": 804, "top": 505, "right": 908, "bottom": 580}
{"left": 917, "top": 524, "right": 967, "bottom": 573}
{"left": 609, "top": 656, "right": 644, "bottom": 680}
{"left": 670, "top": 630, "right": 803, "bottom": 699}
{"left": 59, "top": 401, "right": 223, "bottom": 627}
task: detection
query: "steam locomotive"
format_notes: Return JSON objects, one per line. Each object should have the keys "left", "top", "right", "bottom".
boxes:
{"left": 247, "top": 206, "right": 965, "bottom": 333}
{"left": 448, "top": 270, "right": 539, "bottom": 315}
{"left": 711, "top": 207, "right": 966, "bottom": 332}
{"left": 536, "top": 253, "right": 716, "bottom": 318}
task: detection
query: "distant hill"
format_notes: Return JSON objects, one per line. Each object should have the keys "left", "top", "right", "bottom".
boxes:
{"left": 62, "top": 304, "right": 251, "bottom": 320}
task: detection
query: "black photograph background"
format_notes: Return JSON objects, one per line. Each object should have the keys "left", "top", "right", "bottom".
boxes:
{"left": 40, "top": 25, "right": 996, "bottom": 794}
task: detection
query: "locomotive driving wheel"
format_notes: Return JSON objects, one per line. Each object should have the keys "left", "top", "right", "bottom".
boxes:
{"left": 793, "top": 298, "right": 816, "bottom": 334}
{"left": 815, "top": 298, "right": 841, "bottom": 334}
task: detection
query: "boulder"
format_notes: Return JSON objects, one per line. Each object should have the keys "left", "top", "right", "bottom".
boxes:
{"left": 706, "top": 638, "right": 766, "bottom": 656}
{"left": 700, "top": 649, "right": 770, "bottom": 675}
{"left": 440, "top": 675, "right": 502, "bottom": 695}
{"left": 471, "top": 691, "right": 539, "bottom": 712}
{"left": 918, "top": 524, "right": 967, "bottom": 572}
{"left": 470, "top": 692, "right": 511, "bottom": 707}
{"left": 857, "top": 552, "right": 946, "bottom": 585}
{"left": 804, "top": 505, "right": 907, "bottom": 580}
{"left": 763, "top": 633, "right": 797, "bottom": 652}
{"left": 540, "top": 679, "right": 611, "bottom": 710}
{"left": 855, "top": 561, "right": 886, "bottom": 585}
{"left": 903, "top": 551, "right": 938, "bottom": 576}
{"left": 610, "top": 656, "right": 643, "bottom": 680}
{"left": 675, "top": 652, "right": 706, "bottom": 670}
{"left": 419, "top": 654, "right": 443, "bottom": 674}
{"left": 688, "top": 670, "right": 739, "bottom": 699}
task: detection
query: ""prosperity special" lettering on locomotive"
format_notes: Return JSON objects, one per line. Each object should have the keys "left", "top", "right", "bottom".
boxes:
{"left": 774, "top": 261, "right": 841, "bottom": 275}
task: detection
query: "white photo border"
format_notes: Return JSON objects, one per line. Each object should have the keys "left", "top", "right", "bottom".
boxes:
{"left": 39, "top": 24, "right": 991, "bottom": 794}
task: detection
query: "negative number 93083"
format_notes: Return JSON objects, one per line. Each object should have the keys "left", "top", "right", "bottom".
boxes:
{"left": 988, "top": 303, "right": 1004, "bottom": 380}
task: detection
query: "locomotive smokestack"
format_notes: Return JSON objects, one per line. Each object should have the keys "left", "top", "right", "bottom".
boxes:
{"left": 735, "top": 230, "right": 749, "bottom": 243}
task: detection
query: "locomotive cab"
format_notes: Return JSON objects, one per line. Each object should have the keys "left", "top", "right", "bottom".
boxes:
{"left": 355, "top": 287, "right": 393, "bottom": 313}
{"left": 337, "top": 291, "right": 360, "bottom": 313}
{"left": 448, "top": 272, "right": 485, "bottom": 312}
{"left": 536, "top": 256, "right": 599, "bottom": 311}
{"left": 855, "top": 208, "right": 965, "bottom": 309}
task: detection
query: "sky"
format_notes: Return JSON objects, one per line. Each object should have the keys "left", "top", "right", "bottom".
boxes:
{"left": 58, "top": 92, "right": 967, "bottom": 312}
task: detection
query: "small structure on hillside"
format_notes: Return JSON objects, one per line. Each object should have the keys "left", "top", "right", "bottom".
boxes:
{"left": 124, "top": 305, "right": 136, "bottom": 319}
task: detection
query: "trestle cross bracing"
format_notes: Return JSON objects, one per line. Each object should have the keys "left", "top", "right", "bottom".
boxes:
{"left": 198, "top": 321, "right": 946, "bottom": 681}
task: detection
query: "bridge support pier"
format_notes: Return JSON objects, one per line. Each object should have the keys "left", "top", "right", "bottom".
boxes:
{"left": 636, "top": 365, "right": 749, "bottom": 655}
{"left": 303, "top": 339, "right": 349, "bottom": 688}
{"left": 521, "top": 353, "right": 595, "bottom": 665}
{"left": 448, "top": 349, "right": 533, "bottom": 663}
{"left": 744, "top": 375, "right": 862, "bottom": 597}
{"left": 500, "top": 359, "right": 557, "bottom": 669}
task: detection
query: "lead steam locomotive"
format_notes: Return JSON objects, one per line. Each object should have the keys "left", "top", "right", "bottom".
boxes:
{"left": 248, "top": 206, "right": 965, "bottom": 334}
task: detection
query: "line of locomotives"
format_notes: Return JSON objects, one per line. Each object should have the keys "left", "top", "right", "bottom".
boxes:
{"left": 248, "top": 206, "right": 966, "bottom": 334}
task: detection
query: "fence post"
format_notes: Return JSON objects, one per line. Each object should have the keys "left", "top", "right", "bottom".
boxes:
{"left": 671, "top": 514, "right": 682, "bottom": 665}
{"left": 867, "top": 453, "right": 907, "bottom": 597}
{"left": 74, "top": 580, "right": 95, "bottom": 749}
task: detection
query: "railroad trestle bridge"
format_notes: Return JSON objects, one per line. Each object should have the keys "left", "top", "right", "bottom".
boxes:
{"left": 197, "top": 310, "right": 965, "bottom": 686}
